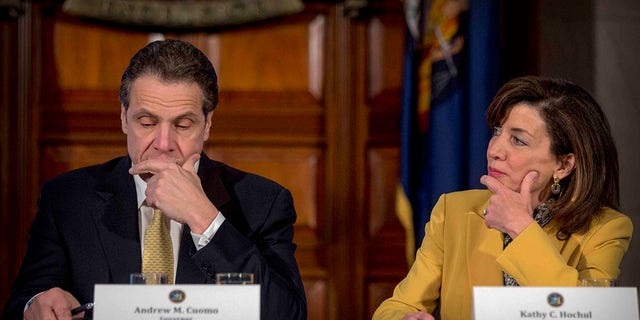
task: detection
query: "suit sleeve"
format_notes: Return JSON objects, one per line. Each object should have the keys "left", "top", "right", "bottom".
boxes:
{"left": 497, "top": 212, "right": 633, "bottom": 286}
{"left": 2, "top": 185, "right": 71, "bottom": 319}
{"left": 190, "top": 187, "right": 306, "bottom": 320}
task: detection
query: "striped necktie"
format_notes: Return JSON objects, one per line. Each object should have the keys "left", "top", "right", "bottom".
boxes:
{"left": 142, "top": 208, "right": 174, "bottom": 284}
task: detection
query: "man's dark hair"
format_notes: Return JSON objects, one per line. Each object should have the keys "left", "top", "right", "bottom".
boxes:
{"left": 119, "top": 39, "right": 219, "bottom": 115}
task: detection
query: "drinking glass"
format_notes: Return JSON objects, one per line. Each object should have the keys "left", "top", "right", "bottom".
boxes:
{"left": 216, "top": 272, "right": 254, "bottom": 285}
{"left": 129, "top": 273, "right": 168, "bottom": 284}
{"left": 578, "top": 278, "right": 618, "bottom": 287}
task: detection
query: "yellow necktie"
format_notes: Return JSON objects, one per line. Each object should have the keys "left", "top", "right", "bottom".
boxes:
{"left": 142, "top": 209, "right": 174, "bottom": 284}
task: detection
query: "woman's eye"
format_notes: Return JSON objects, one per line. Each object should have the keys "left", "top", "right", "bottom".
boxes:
{"left": 492, "top": 127, "right": 503, "bottom": 136}
{"left": 511, "top": 135, "right": 527, "bottom": 146}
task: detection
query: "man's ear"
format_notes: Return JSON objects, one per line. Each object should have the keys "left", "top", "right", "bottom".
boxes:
{"left": 202, "top": 111, "right": 213, "bottom": 140}
{"left": 555, "top": 153, "right": 576, "bottom": 180}
{"left": 120, "top": 105, "right": 128, "bottom": 135}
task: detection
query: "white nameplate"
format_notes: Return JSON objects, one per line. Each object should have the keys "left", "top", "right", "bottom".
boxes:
{"left": 93, "top": 284, "right": 260, "bottom": 320}
{"left": 473, "top": 286, "right": 639, "bottom": 320}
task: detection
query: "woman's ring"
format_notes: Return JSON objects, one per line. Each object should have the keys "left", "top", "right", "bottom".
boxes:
{"left": 483, "top": 208, "right": 488, "bottom": 217}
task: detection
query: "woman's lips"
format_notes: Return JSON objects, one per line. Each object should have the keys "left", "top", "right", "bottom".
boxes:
{"left": 488, "top": 167, "right": 506, "bottom": 178}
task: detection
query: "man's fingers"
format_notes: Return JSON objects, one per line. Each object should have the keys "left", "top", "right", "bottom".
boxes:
{"left": 28, "top": 288, "right": 80, "bottom": 320}
{"left": 182, "top": 153, "right": 200, "bottom": 173}
{"left": 129, "top": 160, "right": 161, "bottom": 176}
{"left": 129, "top": 158, "right": 179, "bottom": 176}
{"left": 129, "top": 156, "right": 199, "bottom": 176}
{"left": 52, "top": 303, "right": 73, "bottom": 319}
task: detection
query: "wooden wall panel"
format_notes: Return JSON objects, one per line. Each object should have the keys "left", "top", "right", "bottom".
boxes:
{"left": 367, "top": 14, "right": 404, "bottom": 146}
{"left": 207, "top": 145, "right": 327, "bottom": 318}
{"left": 53, "top": 20, "right": 148, "bottom": 90}
{"left": 364, "top": 5, "right": 408, "bottom": 318}
{"left": 2, "top": 2, "right": 411, "bottom": 319}
{"left": 365, "top": 147, "right": 408, "bottom": 317}
{"left": 41, "top": 145, "right": 127, "bottom": 181}
{"left": 0, "top": 3, "right": 39, "bottom": 308}
{"left": 38, "top": 5, "right": 333, "bottom": 320}
{"left": 205, "top": 146, "right": 325, "bottom": 270}
{"left": 217, "top": 23, "right": 312, "bottom": 91}
{"left": 366, "top": 147, "right": 406, "bottom": 268}
{"left": 368, "top": 16, "right": 404, "bottom": 101}
{"left": 368, "top": 282, "right": 400, "bottom": 320}
{"left": 304, "top": 279, "right": 327, "bottom": 320}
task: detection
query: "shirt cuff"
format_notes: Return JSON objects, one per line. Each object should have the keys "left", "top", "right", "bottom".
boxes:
{"left": 190, "top": 211, "right": 226, "bottom": 250}
{"left": 24, "top": 292, "right": 44, "bottom": 315}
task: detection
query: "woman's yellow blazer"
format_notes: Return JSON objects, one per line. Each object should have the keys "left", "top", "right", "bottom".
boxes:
{"left": 373, "top": 189, "right": 632, "bottom": 320}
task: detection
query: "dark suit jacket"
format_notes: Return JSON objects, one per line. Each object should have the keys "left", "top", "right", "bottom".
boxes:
{"left": 2, "top": 154, "right": 307, "bottom": 319}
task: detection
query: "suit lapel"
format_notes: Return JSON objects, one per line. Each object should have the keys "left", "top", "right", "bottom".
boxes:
{"left": 175, "top": 154, "right": 232, "bottom": 283}
{"left": 93, "top": 156, "right": 142, "bottom": 283}
{"left": 466, "top": 204, "right": 505, "bottom": 286}
{"left": 176, "top": 225, "right": 208, "bottom": 283}
{"left": 197, "top": 153, "right": 232, "bottom": 208}
{"left": 89, "top": 155, "right": 237, "bottom": 284}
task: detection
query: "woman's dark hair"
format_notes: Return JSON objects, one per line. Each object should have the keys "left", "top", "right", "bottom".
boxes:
{"left": 486, "top": 76, "right": 619, "bottom": 237}
{"left": 119, "top": 39, "right": 218, "bottom": 115}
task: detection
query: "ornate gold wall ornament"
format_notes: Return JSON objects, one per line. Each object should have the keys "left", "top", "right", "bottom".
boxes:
{"left": 62, "top": 0, "right": 304, "bottom": 28}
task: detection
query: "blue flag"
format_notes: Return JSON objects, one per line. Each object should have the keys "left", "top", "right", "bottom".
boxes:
{"left": 397, "top": 0, "right": 500, "bottom": 260}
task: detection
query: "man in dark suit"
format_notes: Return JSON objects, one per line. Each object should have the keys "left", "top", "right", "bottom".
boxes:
{"left": 3, "top": 39, "right": 306, "bottom": 320}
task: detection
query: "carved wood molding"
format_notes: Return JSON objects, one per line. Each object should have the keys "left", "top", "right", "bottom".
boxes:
{"left": 61, "top": 0, "right": 304, "bottom": 28}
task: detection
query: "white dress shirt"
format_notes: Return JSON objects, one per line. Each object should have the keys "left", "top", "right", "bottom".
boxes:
{"left": 132, "top": 162, "right": 226, "bottom": 281}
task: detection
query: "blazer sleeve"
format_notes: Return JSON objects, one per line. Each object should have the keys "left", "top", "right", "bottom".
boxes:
{"left": 496, "top": 210, "right": 633, "bottom": 286}
{"left": 190, "top": 187, "right": 306, "bottom": 320}
{"left": 373, "top": 194, "right": 447, "bottom": 319}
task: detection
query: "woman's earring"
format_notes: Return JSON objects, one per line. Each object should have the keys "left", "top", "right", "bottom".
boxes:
{"left": 551, "top": 176, "right": 561, "bottom": 195}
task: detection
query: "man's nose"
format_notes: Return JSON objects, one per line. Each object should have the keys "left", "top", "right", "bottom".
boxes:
{"left": 153, "top": 124, "right": 174, "bottom": 152}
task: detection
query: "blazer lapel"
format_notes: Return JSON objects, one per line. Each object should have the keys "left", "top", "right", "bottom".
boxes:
{"left": 93, "top": 156, "right": 141, "bottom": 283}
{"left": 544, "top": 223, "right": 573, "bottom": 258}
{"left": 466, "top": 204, "right": 505, "bottom": 286}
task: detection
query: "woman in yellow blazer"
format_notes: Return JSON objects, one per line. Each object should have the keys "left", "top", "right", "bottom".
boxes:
{"left": 373, "top": 76, "right": 633, "bottom": 320}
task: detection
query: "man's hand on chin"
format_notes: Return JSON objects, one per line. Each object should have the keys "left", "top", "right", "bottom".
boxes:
{"left": 129, "top": 154, "right": 218, "bottom": 231}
